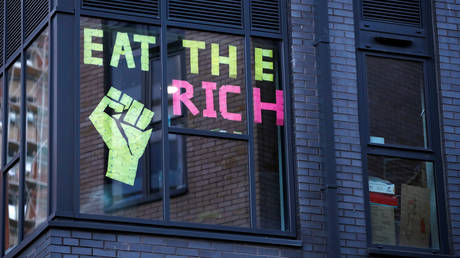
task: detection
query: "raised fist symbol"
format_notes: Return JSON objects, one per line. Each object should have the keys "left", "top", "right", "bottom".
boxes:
{"left": 89, "top": 87, "right": 154, "bottom": 185}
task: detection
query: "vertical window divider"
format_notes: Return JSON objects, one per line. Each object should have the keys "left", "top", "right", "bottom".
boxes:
{"left": 243, "top": 0, "right": 256, "bottom": 229}
{"left": 47, "top": 5, "right": 53, "bottom": 218}
{"left": 160, "top": 0, "right": 170, "bottom": 223}
{"left": 17, "top": 0, "right": 25, "bottom": 243}
{"left": 280, "top": 0, "right": 295, "bottom": 233}
{"left": 1, "top": 73, "right": 7, "bottom": 255}
{"left": 0, "top": 0, "right": 6, "bottom": 250}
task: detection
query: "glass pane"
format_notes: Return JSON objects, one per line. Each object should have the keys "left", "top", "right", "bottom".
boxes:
{"left": 167, "top": 29, "right": 247, "bottom": 135}
{"left": 368, "top": 155, "right": 439, "bottom": 249}
{"left": 7, "top": 59, "right": 21, "bottom": 163}
{"left": 251, "top": 38, "right": 288, "bottom": 231}
{"left": 79, "top": 17, "right": 163, "bottom": 220}
{"left": 5, "top": 163, "right": 19, "bottom": 253}
{"left": 367, "top": 56, "right": 427, "bottom": 148}
{"left": 170, "top": 135, "right": 250, "bottom": 227}
{"left": 24, "top": 28, "right": 49, "bottom": 236}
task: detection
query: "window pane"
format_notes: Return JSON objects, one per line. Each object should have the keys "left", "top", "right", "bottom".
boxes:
{"left": 5, "top": 163, "right": 19, "bottom": 252}
{"left": 367, "top": 56, "right": 427, "bottom": 148}
{"left": 24, "top": 28, "right": 49, "bottom": 236}
{"left": 368, "top": 155, "right": 439, "bottom": 249}
{"left": 167, "top": 29, "right": 247, "bottom": 135}
{"left": 7, "top": 60, "right": 21, "bottom": 163}
{"left": 170, "top": 135, "right": 250, "bottom": 227}
{"left": 79, "top": 17, "right": 163, "bottom": 220}
{"left": 251, "top": 38, "right": 288, "bottom": 231}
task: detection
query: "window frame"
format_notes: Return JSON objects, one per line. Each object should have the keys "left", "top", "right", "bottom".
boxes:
{"left": 0, "top": 22, "right": 52, "bottom": 256}
{"left": 357, "top": 51, "right": 450, "bottom": 254}
{"left": 74, "top": 0, "right": 297, "bottom": 241}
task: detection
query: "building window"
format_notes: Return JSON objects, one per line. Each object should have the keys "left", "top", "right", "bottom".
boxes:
{"left": 360, "top": 53, "right": 443, "bottom": 251}
{"left": 4, "top": 28, "right": 49, "bottom": 253}
{"left": 79, "top": 17, "right": 291, "bottom": 233}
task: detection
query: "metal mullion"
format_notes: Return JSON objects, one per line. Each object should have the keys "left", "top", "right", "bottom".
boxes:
{"left": 426, "top": 58, "right": 449, "bottom": 253}
{"left": 160, "top": 0, "right": 170, "bottom": 223}
{"left": 243, "top": 0, "right": 256, "bottom": 230}
{"left": 79, "top": 9, "right": 161, "bottom": 27}
{"left": 47, "top": 9, "right": 53, "bottom": 218}
{"left": 17, "top": 0, "right": 24, "bottom": 243}
{"left": 280, "top": 0, "right": 295, "bottom": 234}
{"left": 169, "top": 127, "right": 249, "bottom": 141}
{"left": 166, "top": 21, "right": 244, "bottom": 36}
{"left": 0, "top": 47, "right": 6, "bottom": 254}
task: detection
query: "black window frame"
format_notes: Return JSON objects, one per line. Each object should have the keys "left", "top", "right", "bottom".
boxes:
{"left": 75, "top": 0, "right": 297, "bottom": 242}
{"left": 354, "top": 0, "right": 450, "bottom": 255}
{"left": 0, "top": 6, "right": 52, "bottom": 257}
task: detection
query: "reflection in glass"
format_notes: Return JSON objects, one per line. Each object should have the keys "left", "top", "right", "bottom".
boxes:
{"left": 251, "top": 38, "right": 288, "bottom": 231}
{"left": 170, "top": 135, "right": 250, "bottom": 227}
{"left": 167, "top": 29, "right": 247, "bottom": 134}
{"left": 7, "top": 60, "right": 21, "bottom": 163}
{"left": 79, "top": 17, "right": 163, "bottom": 220}
{"left": 368, "top": 155, "right": 439, "bottom": 249}
{"left": 5, "top": 164, "right": 20, "bottom": 252}
{"left": 367, "top": 56, "right": 427, "bottom": 148}
{"left": 24, "top": 28, "right": 49, "bottom": 236}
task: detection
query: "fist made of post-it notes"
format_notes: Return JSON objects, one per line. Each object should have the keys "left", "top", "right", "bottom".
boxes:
{"left": 89, "top": 87, "right": 154, "bottom": 185}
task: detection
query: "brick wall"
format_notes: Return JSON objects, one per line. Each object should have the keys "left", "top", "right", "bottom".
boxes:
{"left": 18, "top": 229, "right": 301, "bottom": 257}
{"left": 290, "top": 0, "right": 328, "bottom": 256}
{"left": 327, "top": 0, "right": 367, "bottom": 256}
{"left": 434, "top": 0, "right": 460, "bottom": 255}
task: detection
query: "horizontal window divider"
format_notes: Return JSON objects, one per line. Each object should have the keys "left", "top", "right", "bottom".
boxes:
{"left": 368, "top": 247, "right": 449, "bottom": 258}
{"left": 166, "top": 20, "right": 245, "bottom": 36}
{"left": 103, "top": 187, "right": 187, "bottom": 213}
{"left": 80, "top": 10, "right": 161, "bottom": 26}
{"left": 169, "top": 127, "right": 249, "bottom": 141}
{"left": 357, "top": 46, "right": 431, "bottom": 59}
{"left": 2, "top": 155, "right": 19, "bottom": 174}
{"left": 250, "top": 30, "right": 282, "bottom": 39}
{"left": 49, "top": 218, "right": 301, "bottom": 246}
{"left": 367, "top": 145, "right": 435, "bottom": 161}
{"left": 368, "top": 142, "right": 433, "bottom": 153}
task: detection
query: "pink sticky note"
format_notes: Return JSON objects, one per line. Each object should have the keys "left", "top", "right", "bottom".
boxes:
{"left": 172, "top": 80, "right": 199, "bottom": 116}
{"left": 253, "top": 87, "right": 284, "bottom": 126}
{"left": 202, "top": 81, "right": 217, "bottom": 118}
{"left": 219, "top": 85, "right": 242, "bottom": 121}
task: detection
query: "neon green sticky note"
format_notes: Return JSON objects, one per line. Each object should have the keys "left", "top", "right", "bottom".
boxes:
{"left": 255, "top": 47, "right": 274, "bottom": 82}
{"left": 110, "top": 32, "right": 135, "bottom": 69}
{"left": 83, "top": 28, "right": 103, "bottom": 66}
{"left": 107, "top": 87, "right": 122, "bottom": 101}
{"left": 211, "top": 43, "right": 237, "bottom": 78}
{"left": 182, "top": 40, "right": 206, "bottom": 74}
{"left": 136, "top": 108, "right": 154, "bottom": 130}
{"left": 89, "top": 87, "right": 155, "bottom": 186}
{"left": 124, "top": 100, "right": 143, "bottom": 125}
{"left": 133, "top": 34, "right": 156, "bottom": 71}
{"left": 120, "top": 93, "right": 133, "bottom": 110}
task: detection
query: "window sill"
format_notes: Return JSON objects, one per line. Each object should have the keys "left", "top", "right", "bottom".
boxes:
{"left": 369, "top": 247, "right": 452, "bottom": 258}
{"left": 48, "top": 218, "right": 302, "bottom": 247}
